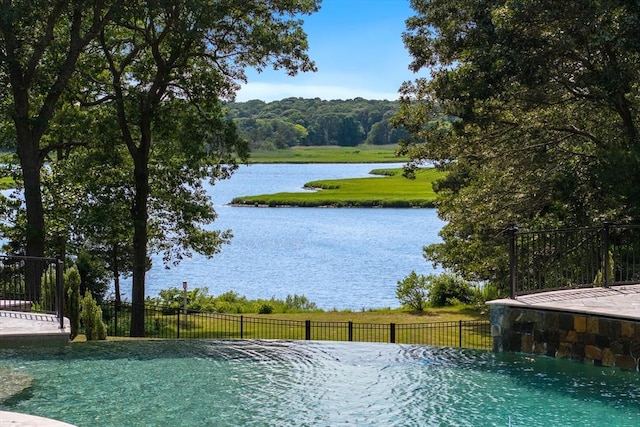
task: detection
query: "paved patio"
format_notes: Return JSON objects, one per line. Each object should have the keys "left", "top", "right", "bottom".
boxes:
{"left": 487, "top": 283, "right": 640, "bottom": 320}
{"left": 0, "top": 310, "right": 70, "bottom": 347}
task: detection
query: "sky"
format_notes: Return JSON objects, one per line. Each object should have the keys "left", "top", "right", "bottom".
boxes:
{"left": 235, "top": 0, "right": 422, "bottom": 102}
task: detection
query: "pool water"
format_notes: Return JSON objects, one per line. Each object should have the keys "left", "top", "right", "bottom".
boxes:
{"left": 1, "top": 340, "right": 639, "bottom": 426}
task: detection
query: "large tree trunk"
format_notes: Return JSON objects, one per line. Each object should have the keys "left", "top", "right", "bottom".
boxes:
{"left": 129, "top": 146, "right": 150, "bottom": 337}
{"left": 16, "top": 132, "right": 46, "bottom": 300}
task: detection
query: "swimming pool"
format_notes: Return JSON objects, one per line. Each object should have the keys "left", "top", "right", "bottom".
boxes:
{"left": 1, "top": 340, "right": 639, "bottom": 426}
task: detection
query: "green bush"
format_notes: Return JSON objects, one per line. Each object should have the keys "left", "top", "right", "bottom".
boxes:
{"left": 428, "top": 273, "right": 473, "bottom": 307}
{"left": 64, "top": 265, "right": 81, "bottom": 340}
{"left": 285, "top": 294, "right": 318, "bottom": 311}
{"left": 396, "top": 271, "right": 429, "bottom": 312}
{"left": 397, "top": 272, "right": 475, "bottom": 310}
{"left": 81, "top": 291, "right": 107, "bottom": 340}
{"left": 258, "top": 303, "right": 274, "bottom": 314}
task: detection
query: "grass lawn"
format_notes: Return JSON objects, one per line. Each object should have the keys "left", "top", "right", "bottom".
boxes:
{"left": 74, "top": 305, "right": 490, "bottom": 350}
{"left": 248, "top": 144, "right": 407, "bottom": 163}
{"left": 231, "top": 167, "right": 443, "bottom": 208}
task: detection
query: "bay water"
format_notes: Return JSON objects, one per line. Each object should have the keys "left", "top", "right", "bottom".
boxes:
{"left": 127, "top": 163, "right": 444, "bottom": 310}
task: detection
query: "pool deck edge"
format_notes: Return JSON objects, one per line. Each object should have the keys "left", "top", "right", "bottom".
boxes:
{"left": 0, "top": 310, "right": 70, "bottom": 347}
{"left": 486, "top": 284, "right": 640, "bottom": 321}
{"left": 0, "top": 410, "right": 76, "bottom": 427}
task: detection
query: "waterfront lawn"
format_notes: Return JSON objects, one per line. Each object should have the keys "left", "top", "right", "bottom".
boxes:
{"left": 76, "top": 305, "right": 490, "bottom": 348}
{"left": 231, "top": 167, "right": 443, "bottom": 208}
{"left": 249, "top": 144, "right": 407, "bottom": 163}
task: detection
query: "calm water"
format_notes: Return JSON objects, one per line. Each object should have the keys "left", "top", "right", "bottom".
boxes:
{"left": 1, "top": 340, "right": 640, "bottom": 426}
{"left": 134, "top": 163, "right": 445, "bottom": 310}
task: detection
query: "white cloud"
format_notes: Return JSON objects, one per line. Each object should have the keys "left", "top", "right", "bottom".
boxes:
{"left": 234, "top": 82, "right": 401, "bottom": 102}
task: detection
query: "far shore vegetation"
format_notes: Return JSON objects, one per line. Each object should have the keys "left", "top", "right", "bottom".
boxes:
{"left": 231, "top": 167, "right": 442, "bottom": 208}
{"left": 248, "top": 144, "right": 407, "bottom": 163}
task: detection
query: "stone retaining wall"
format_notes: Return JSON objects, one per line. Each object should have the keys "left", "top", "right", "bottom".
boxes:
{"left": 490, "top": 304, "right": 640, "bottom": 371}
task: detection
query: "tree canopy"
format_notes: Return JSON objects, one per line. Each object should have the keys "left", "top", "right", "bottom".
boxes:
{"left": 0, "top": 0, "right": 321, "bottom": 336}
{"left": 394, "top": 0, "right": 640, "bottom": 288}
{"left": 226, "top": 97, "right": 410, "bottom": 149}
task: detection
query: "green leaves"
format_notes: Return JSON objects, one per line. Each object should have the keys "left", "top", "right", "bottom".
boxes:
{"left": 397, "top": 0, "right": 640, "bottom": 290}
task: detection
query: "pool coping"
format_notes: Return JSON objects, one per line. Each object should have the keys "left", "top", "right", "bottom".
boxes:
{"left": 0, "top": 411, "right": 76, "bottom": 426}
{"left": 486, "top": 284, "right": 640, "bottom": 321}
{"left": 0, "top": 310, "right": 70, "bottom": 347}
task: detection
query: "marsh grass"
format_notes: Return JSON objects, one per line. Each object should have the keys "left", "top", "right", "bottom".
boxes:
{"left": 249, "top": 144, "right": 407, "bottom": 163}
{"left": 231, "top": 167, "right": 443, "bottom": 208}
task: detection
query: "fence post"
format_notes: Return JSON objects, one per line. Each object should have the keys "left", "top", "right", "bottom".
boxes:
{"left": 348, "top": 321, "right": 353, "bottom": 341}
{"left": 56, "top": 259, "right": 64, "bottom": 330}
{"left": 113, "top": 302, "right": 118, "bottom": 336}
{"left": 603, "top": 222, "right": 611, "bottom": 288}
{"left": 240, "top": 315, "right": 244, "bottom": 339}
{"left": 305, "top": 320, "right": 311, "bottom": 340}
{"left": 509, "top": 225, "right": 518, "bottom": 298}
{"left": 177, "top": 311, "right": 180, "bottom": 339}
{"left": 390, "top": 323, "right": 396, "bottom": 343}
{"left": 459, "top": 320, "right": 463, "bottom": 347}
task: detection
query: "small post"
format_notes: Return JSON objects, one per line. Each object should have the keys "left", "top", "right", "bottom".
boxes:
{"left": 56, "top": 259, "right": 65, "bottom": 330}
{"left": 182, "top": 280, "right": 188, "bottom": 315}
{"left": 305, "top": 320, "right": 311, "bottom": 340}
{"left": 348, "top": 321, "right": 353, "bottom": 342}
{"left": 177, "top": 310, "right": 180, "bottom": 339}
{"left": 603, "top": 223, "right": 611, "bottom": 288}
{"left": 459, "top": 320, "right": 463, "bottom": 347}
{"left": 390, "top": 323, "right": 396, "bottom": 343}
{"left": 509, "top": 225, "right": 518, "bottom": 299}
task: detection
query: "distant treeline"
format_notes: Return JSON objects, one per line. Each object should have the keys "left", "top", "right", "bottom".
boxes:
{"left": 225, "top": 97, "right": 410, "bottom": 150}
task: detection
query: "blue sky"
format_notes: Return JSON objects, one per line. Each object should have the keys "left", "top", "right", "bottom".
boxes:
{"left": 236, "top": 0, "right": 421, "bottom": 102}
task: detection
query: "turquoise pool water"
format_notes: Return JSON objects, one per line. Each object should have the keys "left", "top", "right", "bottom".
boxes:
{"left": 1, "top": 340, "right": 639, "bottom": 426}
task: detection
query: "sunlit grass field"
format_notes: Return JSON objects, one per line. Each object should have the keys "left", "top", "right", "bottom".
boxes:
{"left": 76, "top": 305, "right": 491, "bottom": 349}
{"left": 231, "top": 167, "right": 443, "bottom": 208}
{"left": 249, "top": 144, "right": 407, "bottom": 163}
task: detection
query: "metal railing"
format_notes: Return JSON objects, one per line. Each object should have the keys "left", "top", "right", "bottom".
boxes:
{"left": 99, "top": 302, "right": 491, "bottom": 350}
{"left": 509, "top": 224, "right": 640, "bottom": 298}
{"left": 0, "top": 254, "right": 65, "bottom": 329}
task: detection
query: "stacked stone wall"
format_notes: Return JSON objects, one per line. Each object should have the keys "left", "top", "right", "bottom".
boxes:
{"left": 490, "top": 305, "right": 640, "bottom": 371}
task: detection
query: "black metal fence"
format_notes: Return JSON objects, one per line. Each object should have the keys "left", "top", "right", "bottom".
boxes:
{"left": 0, "top": 254, "right": 65, "bottom": 329}
{"left": 100, "top": 302, "right": 492, "bottom": 350}
{"left": 510, "top": 224, "right": 640, "bottom": 297}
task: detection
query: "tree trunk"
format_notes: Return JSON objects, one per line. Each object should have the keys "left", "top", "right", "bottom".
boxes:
{"left": 16, "top": 132, "right": 45, "bottom": 300}
{"left": 111, "top": 248, "right": 122, "bottom": 307}
{"left": 129, "top": 150, "right": 150, "bottom": 337}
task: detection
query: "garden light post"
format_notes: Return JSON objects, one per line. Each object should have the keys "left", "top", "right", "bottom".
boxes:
{"left": 183, "top": 280, "right": 188, "bottom": 315}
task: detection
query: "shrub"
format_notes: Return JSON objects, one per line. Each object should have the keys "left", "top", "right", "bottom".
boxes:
{"left": 258, "top": 303, "right": 274, "bottom": 314}
{"left": 64, "top": 265, "right": 81, "bottom": 340}
{"left": 396, "top": 271, "right": 429, "bottom": 312}
{"left": 81, "top": 291, "right": 107, "bottom": 340}
{"left": 285, "top": 294, "right": 318, "bottom": 311}
{"left": 428, "top": 273, "right": 473, "bottom": 307}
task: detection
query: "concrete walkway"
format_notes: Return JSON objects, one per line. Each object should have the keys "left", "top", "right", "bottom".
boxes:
{"left": 487, "top": 283, "right": 640, "bottom": 320}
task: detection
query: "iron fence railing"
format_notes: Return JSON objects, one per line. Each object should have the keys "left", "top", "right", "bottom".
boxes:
{"left": 99, "top": 302, "right": 491, "bottom": 350}
{"left": 0, "top": 254, "right": 64, "bottom": 329}
{"left": 509, "top": 224, "right": 640, "bottom": 298}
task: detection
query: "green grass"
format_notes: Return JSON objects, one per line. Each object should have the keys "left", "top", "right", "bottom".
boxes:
{"left": 86, "top": 305, "right": 491, "bottom": 349}
{"left": 231, "top": 167, "right": 443, "bottom": 208}
{"left": 249, "top": 144, "right": 407, "bottom": 163}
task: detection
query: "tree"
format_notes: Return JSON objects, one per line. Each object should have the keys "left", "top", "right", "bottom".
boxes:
{"left": 90, "top": 0, "right": 319, "bottom": 336}
{"left": 394, "top": 0, "right": 640, "bottom": 288}
{"left": 0, "top": 1, "right": 120, "bottom": 296}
